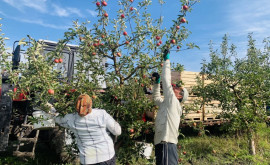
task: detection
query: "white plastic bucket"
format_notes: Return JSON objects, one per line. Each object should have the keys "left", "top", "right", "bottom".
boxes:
{"left": 136, "top": 142, "right": 153, "bottom": 159}
{"left": 32, "top": 110, "right": 55, "bottom": 130}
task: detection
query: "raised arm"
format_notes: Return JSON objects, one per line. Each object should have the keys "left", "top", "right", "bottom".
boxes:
{"left": 152, "top": 72, "right": 164, "bottom": 105}
{"left": 162, "top": 50, "right": 175, "bottom": 99}
{"left": 105, "top": 112, "right": 121, "bottom": 136}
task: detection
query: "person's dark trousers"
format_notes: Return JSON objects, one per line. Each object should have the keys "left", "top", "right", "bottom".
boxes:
{"left": 82, "top": 155, "right": 116, "bottom": 165}
{"left": 155, "top": 142, "right": 178, "bottom": 165}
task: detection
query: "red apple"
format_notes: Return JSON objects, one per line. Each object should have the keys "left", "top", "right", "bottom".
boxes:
{"left": 159, "top": 40, "right": 162, "bottom": 44}
{"left": 79, "top": 37, "right": 84, "bottom": 41}
{"left": 183, "top": 5, "right": 189, "bottom": 10}
{"left": 121, "top": 14, "right": 125, "bottom": 18}
{"left": 176, "top": 25, "right": 180, "bottom": 29}
{"left": 93, "top": 43, "right": 99, "bottom": 47}
{"left": 104, "top": 13, "right": 108, "bottom": 17}
{"left": 135, "top": 79, "right": 138, "bottom": 82}
{"left": 92, "top": 52, "right": 96, "bottom": 56}
{"left": 116, "top": 52, "right": 121, "bottom": 57}
{"left": 123, "top": 31, "right": 128, "bottom": 36}
{"left": 183, "top": 151, "right": 186, "bottom": 155}
{"left": 143, "top": 75, "right": 147, "bottom": 78}
{"left": 178, "top": 158, "right": 182, "bottom": 162}
{"left": 92, "top": 95, "right": 97, "bottom": 99}
{"left": 58, "top": 58, "right": 63, "bottom": 63}
{"left": 144, "top": 129, "right": 149, "bottom": 134}
{"left": 130, "top": 7, "right": 134, "bottom": 11}
{"left": 101, "top": 1, "right": 107, "bottom": 6}
{"left": 156, "top": 36, "right": 161, "bottom": 40}
{"left": 96, "top": 2, "right": 100, "bottom": 6}
{"left": 141, "top": 84, "right": 144, "bottom": 87}
{"left": 70, "top": 89, "right": 77, "bottom": 93}
{"left": 54, "top": 59, "right": 59, "bottom": 63}
{"left": 101, "top": 34, "right": 105, "bottom": 38}
{"left": 130, "top": 128, "right": 134, "bottom": 133}
{"left": 171, "top": 39, "right": 176, "bottom": 44}
{"left": 160, "top": 63, "right": 163, "bottom": 67}
{"left": 177, "top": 46, "right": 180, "bottom": 49}
{"left": 130, "top": 0, "right": 133, "bottom": 2}
{"left": 178, "top": 145, "right": 181, "bottom": 149}
{"left": 125, "top": 41, "right": 129, "bottom": 45}
{"left": 180, "top": 18, "right": 186, "bottom": 23}
{"left": 48, "top": 89, "right": 54, "bottom": 95}
{"left": 156, "top": 43, "right": 160, "bottom": 46}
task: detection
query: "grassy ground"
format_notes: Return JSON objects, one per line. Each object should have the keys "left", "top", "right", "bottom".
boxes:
{"left": 1, "top": 124, "right": 269, "bottom": 165}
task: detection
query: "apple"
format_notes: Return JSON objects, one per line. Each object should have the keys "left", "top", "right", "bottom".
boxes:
{"left": 125, "top": 41, "right": 129, "bottom": 44}
{"left": 141, "top": 84, "right": 144, "bottom": 87}
{"left": 176, "top": 25, "right": 180, "bottom": 29}
{"left": 93, "top": 43, "right": 99, "bottom": 47}
{"left": 130, "top": 7, "right": 134, "bottom": 11}
{"left": 96, "top": 2, "right": 100, "bottom": 6}
{"left": 101, "top": 34, "right": 105, "bottom": 38}
{"left": 212, "top": 150, "right": 216, "bottom": 154}
{"left": 104, "top": 13, "right": 108, "bottom": 17}
{"left": 144, "top": 129, "right": 149, "bottom": 134}
{"left": 159, "top": 40, "right": 162, "bottom": 44}
{"left": 121, "top": 14, "right": 125, "bottom": 18}
{"left": 178, "top": 158, "right": 182, "bottom": 162}
{"left": 143, "top": 75, "right": 147, "bottom": 78}
{"left": 92, "top": 52, "right": 97, "bottom": 56}
{"left": 156, "top": 36, "right": 161, "bottom": 40}
{"left": 58, "top": 58, "right": 63, "bottom": 63}
{"left": 160, "top": 63, "right": 163, "bottom": 67}
{"left": 101, "top": 1, "right": 107, "bottom": 6}
{"left": 54, "top": 59, "right": 59, "bottom": 63}
{"left": 48, "top": 89, "right": 54, "bottom": 95}
{"left": 180, "top": 18, "right": 186, "bottom": 23}
{"left": 130, "top": 128, "right": 134, "bottom": 133}
{"left": 178, "top": 145, "right": 181, "bottom": 149}
{"left": 130, "top": 0, "right": 133, "bottom": 2}
{"left": 92, "top": 95, "right": 97, "bottom": 99}
{"left": 183, "top": 5, "right": 189, "bottom": 10}
{"left": 116, "top": 52, "right": 121, "bottom": 57}
{"left": 183, "top": 151, "right": 186, "bottom": 155}
{"left": 70, "top": 89, "right": 77, "bottom": 93}
{"left": 123, "top": 31, "right": 128, "bottom": 36}
{"left": 193, "top": 122, "right": 197, "bottom": 127}
{"left": 135, "top": 79, "right": 138, "bottom": 82}
{"left": 177, "top": 46, "right": 180, "bottom": 49}
{"left": 156, "top": 43, "right": 160, "bottom": 46}
{"left": 171, "top": 39, "right": 176, "bottom": 44}
{"left": 79, "top": 37, "right": 84, "bottom": 41}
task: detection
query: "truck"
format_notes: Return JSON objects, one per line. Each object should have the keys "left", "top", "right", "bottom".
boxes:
{"left": 0, "top": 40, "right": 107, "bottom": 158}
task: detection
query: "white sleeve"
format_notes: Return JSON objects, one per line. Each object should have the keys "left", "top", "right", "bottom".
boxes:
{"left": 105, "top": 112, "right": 121, "bottom": 136}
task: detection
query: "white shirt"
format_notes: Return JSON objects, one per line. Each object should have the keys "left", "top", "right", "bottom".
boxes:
{"left": 54, "top": 108, "right": 121, "bottom": 164}
{"left": 153, "top": 60, "right": 188, "bottom": 145}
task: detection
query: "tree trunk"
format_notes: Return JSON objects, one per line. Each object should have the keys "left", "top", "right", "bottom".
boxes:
{"left": 248, "top": 128, "right": 256, "bottom": 155}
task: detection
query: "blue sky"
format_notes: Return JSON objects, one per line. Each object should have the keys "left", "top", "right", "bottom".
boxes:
{"left": 0, "top": 0, "right": 270, "bottom": 72}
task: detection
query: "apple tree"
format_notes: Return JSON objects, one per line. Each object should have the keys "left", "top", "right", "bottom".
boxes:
{"left": 2, "top": 0, "right": 199, "bottom": 163}
{"left": 192, "top": 34, "right": 270, "bottom": 155}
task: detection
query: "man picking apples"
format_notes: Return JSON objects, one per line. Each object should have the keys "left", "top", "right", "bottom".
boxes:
{"left": 151, "top": 49, "right": 188, "bottom": 165}
{"left": 52, "top": 94, "right": 121, "bottom": 165}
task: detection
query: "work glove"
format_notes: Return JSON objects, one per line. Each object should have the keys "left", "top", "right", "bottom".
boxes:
{"left": 163, "top": 48, "right": 170, "bottom": 61}
{"left": 152, "top": 72, "right": 160, "bottom": 84}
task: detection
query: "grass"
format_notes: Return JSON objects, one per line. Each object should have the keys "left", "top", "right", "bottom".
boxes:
{"left": 1, "top": 124, "right": 270, "bottom": 165}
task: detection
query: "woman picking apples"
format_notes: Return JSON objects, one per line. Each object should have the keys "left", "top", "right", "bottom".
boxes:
{"left": 51, "top": 94, "right": 121, "bottom": 165}
{"left": 151, "top": 49, "right": 188, "bottom": 165}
